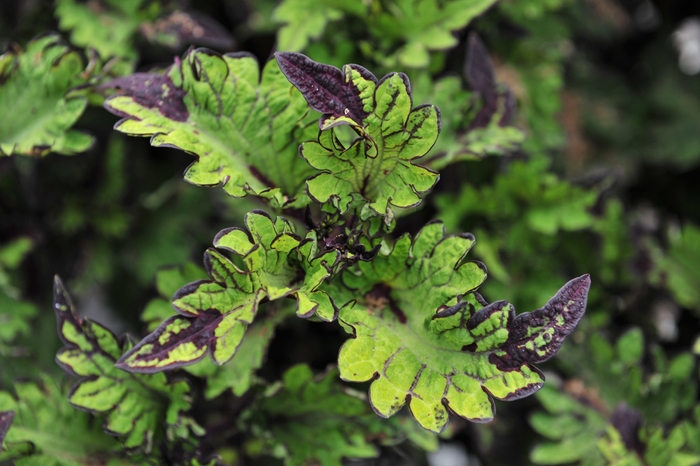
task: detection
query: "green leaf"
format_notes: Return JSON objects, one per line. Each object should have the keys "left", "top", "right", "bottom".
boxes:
{"left": 277, "top": 52, "right": 440, "bottom": 221}
{"left": 616, "top": 328, "right": 644, "bottom": 366}
{"left": 243, "top": 364, "right": 430, "bottom": 466}
{"left": 272, "top": 0, "right": 367, "bottom": 52}
{"left": 650, "top": 223, "right": 700, "bottom": 311}
{"left": 529, "top": 385, "right": 608, "bottom": 465}
{"left": 337, "top": 221, "right": 590, "bottom": 432}
{"left": 117, "top": 210, "right": 340, "bottom": 373}
{"left": 0, "top": 376, "right": 127, "bottom": 464}
{"left": 369, "top": 0, "right": 499, "bottom": 68}
{"left": 55, "top": 0, "right": 159, "bottom": 61}
{"left": 0, "top": 35, "right": 94, "bottom": 156}
{"left": 104, "top": 50, "right": 317, "bottom": 208}
{"left": 0, "top": 291, "right": 37, "bottom": 352}
{"left": 53, "top": 277, "right": 194, "bottom": 451}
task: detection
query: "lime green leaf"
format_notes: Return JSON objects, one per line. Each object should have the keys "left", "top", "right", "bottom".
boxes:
{"left": 243, "top": 364, "right": 430, "bottom": 466}
{"left": 0, "top": 35, "right": 94, "bottom": 157}
{"left": 369, "top": 0, "right": 499, "bottom": 68}
{"left": 0, "top": 377, "right": 127, "bottom": 464}
{"left": 277, "top": 52, "right": 440, "bottom": 221}
{"left": 118, "top": 210, "right": 340, "bottom": 373}
{"left": 337, "top": 222, "right": 590, "bottom": 432}
{"left": 272, "top": 0, "right": 367, "bottom": 51}
{"left": 104, "top": 50, "right": 316, "bottom": 207}
{"left": 53, "top": 277, "right": 193, "bottom": 451}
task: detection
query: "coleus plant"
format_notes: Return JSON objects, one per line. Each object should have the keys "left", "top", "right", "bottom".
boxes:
{"left": 2, "top": 44, "right": 592, "bottom": 463}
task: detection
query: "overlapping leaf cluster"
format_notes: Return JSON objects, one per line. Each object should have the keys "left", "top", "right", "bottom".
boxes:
{"left": 272, "top": 0, "right": 499, "bottom": 68}
{"left": 116, "top": 210, "right": 339, "bottom": 373}
{"left": 104, "top": 50, "right": 317, "bottom": 208}
{"left": 53, "top": 277, "right": 195, "bottom": 451}
{"left": 276, "top": 52, "right": 440, "bottom": 222}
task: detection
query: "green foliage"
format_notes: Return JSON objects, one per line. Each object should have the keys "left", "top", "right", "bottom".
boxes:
{"left": 241, "top": 364, "right": 436, "bottom": 466}
{"left": 0, "top": 376, "right": 127, "bottom": 465}
{"left": 272, "top": 0, "right": 367, "bottom": 52}
{"left": 54, "top": 277, "right": 195, "bottom": 451}
{"left": 530, "top": 387, "right": 700, "bottom": 466}
{"left": 0, "top": 34, "right": 94, "bottom": 156}
{"left": 104, "top": 50, "right": 317, "bottom": 208}
{"left": 55, "top": 0, "right": 160, "bottom": 61}
{"left": 365, "top": 0, "right": 499, "bottom": 68}
{"left": 0, "top": 237, "right": 37, "bottom": 354}
{"left": 9, "top": 0, "right": 700, "bottom": 464}
{"left": 649, "top": 223, "right": 700, "bottom": 312}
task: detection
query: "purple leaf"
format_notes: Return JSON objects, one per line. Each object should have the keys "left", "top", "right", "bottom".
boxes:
{"left": 102, "top": 70, "right": 188, "bottom": 122}
{"left": 465, "top": 32, "right": 516, "bottom": 128}
{"left": 490, "top": 274, "right": 591, "bottom": 371}
{"left": 275, "top": 52, "right": 377, "bottom": 126}
{"left": 0, "top": 411, "right": 14, "bottom": 451}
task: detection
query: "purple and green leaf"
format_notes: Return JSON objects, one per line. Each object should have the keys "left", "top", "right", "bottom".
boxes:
{"left": 337, "top": 221, "right": 590, "bottom": 432}
{"left": 54, "top": 276, "right": 193, "bottom": 451}
{"left": 277, "top": 52, "right": 440, "bottom": 222}
{"left": 103, "top": 49, "right": 317, "bottom": 208}
{"left": 415, "top": 32, "right": 523, "bottom": 170}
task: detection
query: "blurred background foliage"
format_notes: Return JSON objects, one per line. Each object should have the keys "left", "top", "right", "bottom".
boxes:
{"left": 1, "top": 0, "right": 700, "bottom": 464}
